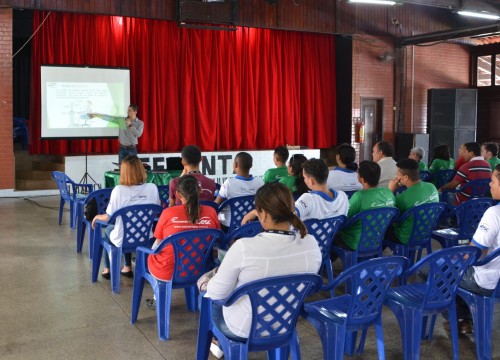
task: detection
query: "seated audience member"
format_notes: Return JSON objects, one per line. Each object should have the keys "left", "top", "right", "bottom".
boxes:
{"left": 451, "top": 164, "right": 500, "bottom": 334}
{"left": 481, "top": 142, "right": 500, "bottom": 171}
{"left": 440, "top": 142, "right": 491, "bottom": 204}
{"left": 386, "top": 158, "right": 439, "bottom": 245}
{"left": 205, "top": 182, "right": 322, "bottom": 339}
{"left": 169, "top": 145, "right": 216, "bottom": 206}
{"left": 279, "top": 153, "right": 308, "bottom": 197}
{"left": 428, "top": 144, "right": 455, "bottom": 174}
{"left": 327, "top": 144, "right": 362, "bottom": 192}
{"left": 372, "top": 140, "right": 397, "bottom": 188}
{"left": 242, "top": 158, "right": 349, "bottom": 224}
{"left": 92, "top": 155, "right": 160, "bottom": 279}
{"left": 409, "top": 146, "right": 428, "bottom": 172}
{"left": 455, "top": 145, "right": 467, "bottom": 171}
{"left": 215, "top": 152, "right": 264, "bottom": 229}
{"left": 263, "top": 145, "right": 289, "bottom": 183}
{"left": 147, "top": 175, "right": 220, "bottom": 297}
{"left": 338, "top": 160, "right": 396, "bottom": 250}
{"left": 323, "top": 146, "right": 339, "bottom": 170}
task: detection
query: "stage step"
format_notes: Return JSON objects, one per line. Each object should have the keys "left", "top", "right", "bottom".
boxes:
{"left": 16, "top": 170, "right": 54, "bottom": 180}
{"left": 15, "top": 150, "right": 65, "bottom": 191}
{"left": 15, "top": 179, "right": 59, "bottom": 191}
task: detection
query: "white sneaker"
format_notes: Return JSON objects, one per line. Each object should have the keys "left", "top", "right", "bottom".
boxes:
{"left": 210, "top": 342, "right": 224, "bottom": 359}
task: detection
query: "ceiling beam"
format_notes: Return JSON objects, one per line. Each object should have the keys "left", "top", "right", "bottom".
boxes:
{"left": 401, "top": 0, "right": 500, "bottom": 13}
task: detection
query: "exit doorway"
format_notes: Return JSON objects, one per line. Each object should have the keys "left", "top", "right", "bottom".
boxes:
{"left": 359, "top": 98, "right": 383, "bottom": 162}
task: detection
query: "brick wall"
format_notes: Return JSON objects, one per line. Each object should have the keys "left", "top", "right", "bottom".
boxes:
{"left": 0, "top": 8, "right": 13, "bottom": 190}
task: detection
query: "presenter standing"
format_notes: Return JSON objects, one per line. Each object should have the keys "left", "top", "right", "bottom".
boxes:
{"left": 89, "top": 104, "right": 144, "bottom": 164}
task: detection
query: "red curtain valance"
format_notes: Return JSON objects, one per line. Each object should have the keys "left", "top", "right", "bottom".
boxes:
{"left": 30, "top": 11, "right": 336, "bottom": 155}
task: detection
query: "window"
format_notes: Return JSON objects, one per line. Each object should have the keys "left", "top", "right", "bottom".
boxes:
{"left": 477, "top": 55, "right": 492, "bottom": 87}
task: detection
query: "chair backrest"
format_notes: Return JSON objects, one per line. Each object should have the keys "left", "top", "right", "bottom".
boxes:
{"left": 85, "top": 188, "right": 113, "bottom": 215}
{"left": 473, "top": 247, "right": 500, "bottom": 299}
{"left": 326, "top": 257, "right": 406, "bottom": 325}
{"left": 454, "top": 197, "right": 494, "bottom": 240}
{"left": 347, "top": 208, "right": 399, "bottom": 253}
{"left": 224, "top": 222, "right": 263, "bottom": 248}
{"left": 218, "top": 195, "right": 256, "bottom": 233}
{"left": 394, "top": 186, "right": 407, "bottom": 196}
{"left": 163, "top": 229, "right": 225, "bottom": 286}
{"left": 432, "top": 169, "right": 456, "bottom": 189}
{"left": 420, "top": 171, "right": 431, "bottom": 182}
{"left": 200, "top": 200, "right": 219, "bottom": 211}
{"left": 222, "top": 274, "right": 322, "bottom": 348}
{"left": 459, "top": 178, "right": 491, "bottom": 199}
{"left": 400, "top": 202, "right": 446, "bottom": 246}
{"left": 51, "top": 171, "right": 73, "bottom": 201}
{"left": 157, "top": 185, "right": 170, "bottom": 209}
{"left": 344, "top": 190, "right": 357, "bottom": 199}
{"left": 304, "top": 216, "right": 346, "bottom": 262}
{"left": 409, "top": 246, "right": 481, "bottom": 310}
{"left": 107, "top": 204, "right": 163, "bottom": 250}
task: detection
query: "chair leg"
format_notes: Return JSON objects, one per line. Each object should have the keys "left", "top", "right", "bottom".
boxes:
{"left": 469, "top": 297, "right": 493, "bottom": 360}
{"left": 344, "top": 331, "right": 357, "bottom": 355}
{"left": 196, "top": 296, "right": 213, "bottom": 360}
{"left": 91, "top": 240, "right": 103, "bottom": 283}
{"left": 69, "top": 201, "right": 75, "bottom": 229}
{"left": 386, "top": 302, "right": 423, "bottom": 360}
{"left": 447, "top": 304, "right": 460, "bottom": 360}
{"left": 305, "top": 314, "right": 345, "bottom": 360}
{"left": 88, "top": 228, "right": 94, "bottom": 260}
{"left": 157, "top": 281, "right": 170, "bottom": 340}
{"left": 289, "top": 330, "right": 302, "bottom": 360}
{"left": 58, "top": 198, "right": 64, "bottom": 225}
{"left": 130, "top": 276, "right": 145, "bottom": 324}
{"left": 375, "top": 316, "right": 386, "bottom": 360}
{"left": 268, "top": 346, "right": 290, "bottom": 360}
{"left": 110, "top": 247, "right": 121, "bottom": 294}
{"left": 185, "top": 286, "right": 199, "bottom": 312}
{"left": 77, "top": 220, "right": 86, "bottom": 253}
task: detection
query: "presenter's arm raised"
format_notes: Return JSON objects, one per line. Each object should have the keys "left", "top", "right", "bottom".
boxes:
{"left": 88, "top": 113, "right": 123, "bottom": 124}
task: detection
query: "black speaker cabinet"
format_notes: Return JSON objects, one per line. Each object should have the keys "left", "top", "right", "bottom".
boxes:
{"left": 428, "top": 89, "right": 477, "bottom": 129}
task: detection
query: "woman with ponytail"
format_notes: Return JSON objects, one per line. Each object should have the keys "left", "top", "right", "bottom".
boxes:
{"left": 205, "top": 182, "right": 321, "bottom": 338}
{"left": 147, "top": 175, "right": 220, "bottom": 282}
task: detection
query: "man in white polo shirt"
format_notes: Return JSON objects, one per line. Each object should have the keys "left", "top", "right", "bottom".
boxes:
{"left": 372, "top": 140, "right": 397, "bottom": 188}
{"left": 452, "top": 163, "right": 500, "bottom": 334}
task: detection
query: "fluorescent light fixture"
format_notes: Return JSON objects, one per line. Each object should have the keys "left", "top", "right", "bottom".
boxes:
{"left": 457, "top": 10, "right": 500, "bottom": 20}
{"left": 348, "top": 0, "right": 396, "bottom": 4}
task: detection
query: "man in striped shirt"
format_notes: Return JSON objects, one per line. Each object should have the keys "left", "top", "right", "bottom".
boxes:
{"left": 440, "top": 142, "right": 491, "bottom": 204}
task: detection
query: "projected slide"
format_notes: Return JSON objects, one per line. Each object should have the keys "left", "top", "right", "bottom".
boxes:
{"left": 41, "top": 66, "right": 130, "bottom": 138}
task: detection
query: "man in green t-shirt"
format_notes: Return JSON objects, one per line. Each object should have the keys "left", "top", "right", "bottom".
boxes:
{"left": 263, "top": 146, "right": 289, "bottom": 183}
{"left": 387, "top": 158, "right": 439, "bottom": 244}
{"left": 481, "top": 142, "right": 500, "bottom": 171}
{"left": 339, "top": 160, "right": 396, "bottom": 250}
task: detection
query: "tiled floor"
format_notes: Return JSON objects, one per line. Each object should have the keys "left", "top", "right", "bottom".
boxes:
{"left": 0, "top": 195, "right": 498, "bottom": 359}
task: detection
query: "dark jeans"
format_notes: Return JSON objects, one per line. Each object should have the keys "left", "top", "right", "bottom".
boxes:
{"left": 455, "top": 266, "right": 494, "bottom": 320}
{"left": 118, "top": 146, "right": 137, "bottom": 164}
{"left": 102, "top": 225, "right": 132, "bottom": 269}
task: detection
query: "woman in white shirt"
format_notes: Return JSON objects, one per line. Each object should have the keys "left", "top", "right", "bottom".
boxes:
{"left": 205, "top": 182, "right": 322, "bottom": 338}
{"left": 92, "top": 155, "right": 160, "bottom": 279}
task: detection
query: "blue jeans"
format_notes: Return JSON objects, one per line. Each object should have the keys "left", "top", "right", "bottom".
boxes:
{"left": 118, "top": 146, "right": 137, "bottom": 164}
{"left": 102, "top": 225, "right": 132, "bottom": 269}
{"left": 455, "top": 266, "right": 493, "bottom": 320}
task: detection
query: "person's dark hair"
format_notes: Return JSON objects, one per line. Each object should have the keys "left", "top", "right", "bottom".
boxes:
{"left": 181, "top": 145, "right": 202, "bottom": 165}
{"left": 235, "top": 152, "right": 253, "bottom": 172}
{"left": 464, "top": 142, "right": 481, "bottom": 156}
{"left": 129, "top": 104, "right": 139, "bottom": 112}
{"left": 337, "top": 144, "right": 358, "bottom": 171}
{"left": 483, "top": 142, "right": 499, "bottom": 157}
{"left": 376, "top": 141, "right": 394, "bottom": 157}
{"left": 302, "top": 158, "right": 329, "bottom": 184}
{"left": 176, "top": 175, "right": 201, "bottom": 224}
{"left": 288, "top": 154, "right": 308, "bottom": 196}
{"left": 432, "top": 144, "right": 450, "bottom": 161}
{"left": 255, "top": 182, "right": 307, "bottom": 238}
{"left": 358, "top": 160, "right": 381, "bottom": 187}
{"left": 396, "top": 158, "right": 420, "bottom": 182}
{"left": 274, "top": 146, "right": 289, "bottom": 163}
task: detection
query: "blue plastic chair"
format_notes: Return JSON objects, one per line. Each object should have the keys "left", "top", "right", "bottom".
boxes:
{"left": 217, "top": 195, "right": 256, "bottom": 233}
{"left": 419, "top": 171, "right": 431, "bottom": 182}
{"left": 131, "top": 229, "right": 225, "bottom": 340}
{"left": 384, "top": 202, "right": 446, "bottom": 266}
{"left": 440, "top": 178, "right": 491, "bottom": 205}
{"left": 304, "top": 216, "right": 346, "bottom": 293}
{"left": 51, "top": 171, "right": 93, "bottom": 229}
{"left": 384, "top": 246, "right": 481, "bottom": 360}
{"left": 303, "top": 257, "right": 406, "bottom": 360}
{"left": 332, "top": 208, "right": 398, "bottom": 269}
{"left": 222, "top": 221, "right": 263, "bottom": 249}
{"left": 431, "top": 169, "right": 456, "bottom": 190}
{"left": 456, "top": 247, "right": 500, "bottom": 360}
{"left": 157, "top": 185, "right": 170, "bottom": 209}
{"left": 394, "top": 186, "right": 407, "bottom": 196}
{"left": 75, "top": 188, "right": 113, "bottom": 259}
{"left": 91, "top": 204, "right": 163, "bottom": 294}
{"left": 344, "top": 190, "right": 357, "bottom": 199}
{"left": 200, "top": 200, "right": 219, "bottom": 211}
{"left": 196, "top": 274, "right": 323, "bottom": 360}
{"left": 432, "top": 197, "right": 494, "bottom": 249}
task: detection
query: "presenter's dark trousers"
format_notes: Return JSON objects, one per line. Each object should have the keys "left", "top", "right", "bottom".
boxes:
{"left": 119, "top": 145, "right": 137, "bottom": 164}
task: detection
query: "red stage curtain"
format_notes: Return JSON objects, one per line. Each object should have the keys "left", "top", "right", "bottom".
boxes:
{"left": 30, "top": 12, "right": 336, "bottom": 154}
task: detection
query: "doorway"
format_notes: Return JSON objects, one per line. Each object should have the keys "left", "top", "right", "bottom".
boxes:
{"left": 359, "top": 98, "right": 383, "bottom": 162}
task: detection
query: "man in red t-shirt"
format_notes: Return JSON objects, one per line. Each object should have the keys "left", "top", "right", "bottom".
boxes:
{"left": 440, "top": 142, "right": 491, "bottom": 204}
{"left": 147, "top": 204, "right": 220, "bottom": 281}
{"left": 169, "top": 145, "right": 216, "bottom": 206}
